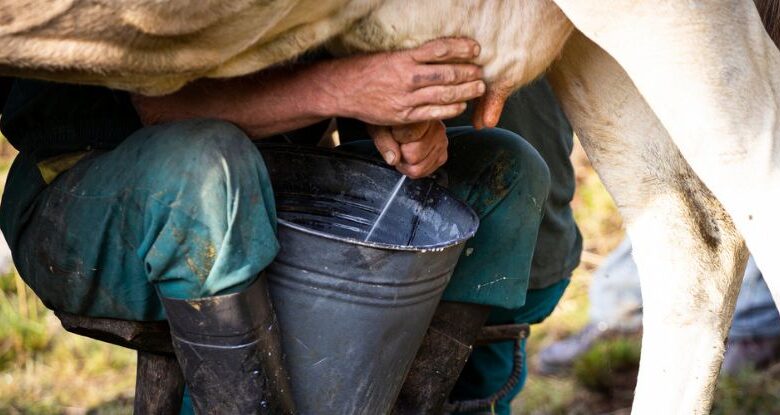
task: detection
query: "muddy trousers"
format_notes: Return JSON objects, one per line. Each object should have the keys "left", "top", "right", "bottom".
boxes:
{"left": 339, "top": 130, "right": 556, "bottom": 414}
{"left": 448, "top": 278, "right": 570, "bottom": 415}
{"left": 3, "top": 120, "right": 550, "bottom": 320}
{"left": 340, "top": 126, "right": 551, "bottom": 310}
{"left": 2, "top": 119, "right": 280, "bottom": 320}
{"left": 2, "top": 119, "right": 551, "bottom": 412}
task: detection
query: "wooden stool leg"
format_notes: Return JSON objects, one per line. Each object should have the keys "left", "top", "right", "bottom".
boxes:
{"left": 134, "top": 350, "right": 185, "bottom": 415}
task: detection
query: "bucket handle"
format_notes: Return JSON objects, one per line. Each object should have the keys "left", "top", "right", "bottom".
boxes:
{"left": 442, "top": 323, "right": 531, "bottom": 414}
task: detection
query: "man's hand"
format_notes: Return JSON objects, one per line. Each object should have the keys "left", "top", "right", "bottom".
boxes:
{"left": 369, "top": 120, "right": 448, "bottom": 179}
{"left": 132, "top": 37, "right": 484, "bottom": 140}
{"left": 323, "top": 38, "right": 485, "bottom": 125}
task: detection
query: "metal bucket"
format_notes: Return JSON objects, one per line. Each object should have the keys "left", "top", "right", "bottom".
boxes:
{"left": 260, "top": 145, "right": 479, "bottom": 415}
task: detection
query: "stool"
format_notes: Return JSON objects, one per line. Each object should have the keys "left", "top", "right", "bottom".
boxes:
{"left": 54, "top": 311, "right": 185, "bottom": 414}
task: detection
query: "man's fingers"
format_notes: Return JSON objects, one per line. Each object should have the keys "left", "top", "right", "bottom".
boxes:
{"left": 410, "top": 38, "right": 481, "bottom": 64}
{"left": 368, "top": 125, "right": 402, "bottom": 166}
{"left": 398, "top": 161, "right": 435, "bottom": 179}
{"left": 412, "top": 80, "right": 485, "bottom": 106}
{"left": 436, "top": 148, "right": 448, "bottom": 167}
{"left": 391, "top": 121, "right": 431, "bottom": 144}
{"left": 400, "top": 138, "right": 437, "bottom": 165}
{"left": 372, "top": 120, "right": 447, "bottom": 177}
{"left": 410, "top": 64, "right": 482, "bottom": 89}
{"left": 397, "top": 141, "right": 448, "bottom": 178}
{"left": 404, "top": 103, "right": 467, "bottom": 122}
{"left": 397, "top": 125, "right": 448, "bottom": 178}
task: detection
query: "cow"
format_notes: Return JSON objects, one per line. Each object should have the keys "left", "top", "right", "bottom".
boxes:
{"left": 1, "top": 0, "right": 779, "bottom": 413}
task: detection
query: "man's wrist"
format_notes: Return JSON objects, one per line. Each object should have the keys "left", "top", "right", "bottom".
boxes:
{"left": 305, "top": 59, "right": 351, "bottom": 119}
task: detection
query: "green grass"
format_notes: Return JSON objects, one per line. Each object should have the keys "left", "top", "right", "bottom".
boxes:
{"left": 0, "top": 297, "right": 49, "bottom": 371}
{"left": 0, "top": 137, "right": 136, "bottom": 413}
{"left": 712, "top": 365, "right": 780, "bottom": 415}
{"left": 0, "top": 272, "right": 135, "bottom": 414}
{"left": 573, "top": 337, "right": 641, "bottom": 395}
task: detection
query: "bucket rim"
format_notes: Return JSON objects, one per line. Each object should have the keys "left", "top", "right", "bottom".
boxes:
{"left": 277, "top": 218, "right": 476, "bottom": 252}
{"left": 260, "top": 144, "right": 480, "bottom": 252}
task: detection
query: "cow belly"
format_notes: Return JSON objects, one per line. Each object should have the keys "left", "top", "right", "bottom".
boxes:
{"left": 0, "top": 0, "right": 382, "bottom": 95}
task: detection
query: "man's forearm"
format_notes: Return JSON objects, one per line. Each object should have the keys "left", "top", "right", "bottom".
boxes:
{"left": 132, "top": 61, "right": 342, "bottom": 139}
{"left": 132, "top": 38, "right": 485, "bottom": 147}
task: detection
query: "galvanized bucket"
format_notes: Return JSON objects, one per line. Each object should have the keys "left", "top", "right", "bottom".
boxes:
{"left": 260, "top": 145, "right": 479, "bottom": 415}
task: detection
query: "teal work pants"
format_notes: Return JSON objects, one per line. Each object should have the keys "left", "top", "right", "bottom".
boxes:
{"left": 450, "top": 278, "right": 570, "bottom": 415}
{"left": 1, "top": 119, "right": 279, "bottom": 320}
{"left": 340, "top": 126, "right": 551, "bottom": 310}
{"left": 1, "top": 120, "right": 550, "bottom": 321}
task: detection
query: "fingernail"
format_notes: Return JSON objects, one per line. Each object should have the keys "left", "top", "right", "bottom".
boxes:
{"left": 384, "top": 151, "right": 397, "bottom": 165}
{"left": 435, "top": 45, "right": 448, "bottom": 57}
{"left": 477, "top": 81, "right": 486, "bottom": 94}
{"left": 473, "top": 44, "right": 481, "bottom": 57}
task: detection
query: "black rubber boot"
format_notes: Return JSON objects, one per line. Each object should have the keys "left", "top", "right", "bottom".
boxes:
{"left": 161, "top": 275, "right": 295, "bottom": 415}
{"left": 392, "top": 301, "right": 491, "bottom": 415}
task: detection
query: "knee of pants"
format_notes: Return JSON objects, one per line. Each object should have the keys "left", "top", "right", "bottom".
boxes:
{"left": 127, "top": 119, "right": 279, "bottom": 299}
{"left": 449, "top": 127, "right": 551, "bottom": 217}
{"left": 128, "top": 119, "right": 264, "bottom": 189}
{"left": 481, "top": 128, "right": 551, "bottom": 208}
{"left": 441, "top": 128, "right": 551, "bottom": 308}
{"left": 124, "top": 119, "right": 276, "bottom": 220}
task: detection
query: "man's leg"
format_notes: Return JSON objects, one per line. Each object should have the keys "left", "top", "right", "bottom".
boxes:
{"left": 6, "top": 119, "right": 293, "bottom": 413}
{"left": 11, "top": 119, "right": 278, "bottom": 318}
{"left": 339, "top": 126, "right": 552, "bottom": 413}
{"left": 340, "top": 126, "right": 551, "bottom": 310}
{"left": 426, "top": 128, "right": 555, "bottom": 415}
{"left": 450, "top": 278, "right": 570, "bottom": 415}
{"left": 439, "top": 78, "right": 578, "bottom": 412}
{"left": 438, "top": 127, "right": 551, "bottom": 309}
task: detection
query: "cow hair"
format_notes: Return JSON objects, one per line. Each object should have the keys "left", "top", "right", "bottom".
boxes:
{"left": 756, "top": 0, "right": 780, "bottom": 46}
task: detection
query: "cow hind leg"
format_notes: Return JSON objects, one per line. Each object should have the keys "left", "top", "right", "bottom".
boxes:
{"left": 548, "top": 32, "right": 749, "bottom": 414}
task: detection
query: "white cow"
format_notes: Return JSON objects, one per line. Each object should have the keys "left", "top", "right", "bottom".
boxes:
{"left": 1, "top": 0, "right": 779, "bottom": 413}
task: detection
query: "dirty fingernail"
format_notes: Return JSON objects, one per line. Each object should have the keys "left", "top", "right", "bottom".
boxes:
{"left": 384, "top": 150, "right": 397, "bottom": 164}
